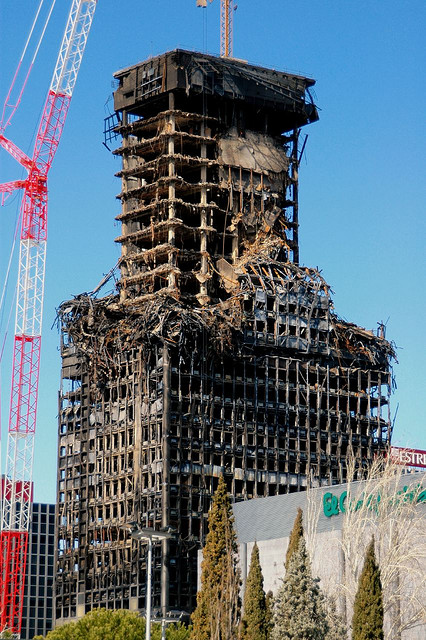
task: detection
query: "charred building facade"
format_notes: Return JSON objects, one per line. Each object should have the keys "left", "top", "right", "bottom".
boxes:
{"left": 55, "top": 51, "right": 394, "bottom": 624}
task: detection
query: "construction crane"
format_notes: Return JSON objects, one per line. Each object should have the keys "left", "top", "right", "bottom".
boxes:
{"left": 197, "top": 0, "right": 236, "bottom": 57}
{"left": 0, "top": 1, "right": 97, "bottom": 635}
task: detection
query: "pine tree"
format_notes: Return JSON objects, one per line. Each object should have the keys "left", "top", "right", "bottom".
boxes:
{"left": 272, "top": 537, "right": 329, "bottom": 640}
{"left": 285, "top": 507, "right": 303, "bottom": 570}
{"left": 324, "top": 595, "right": 347, "bottom": 640}
{"left": 190, "top": 476, "right": 240, "bottom": 640}
{"left": 240, "top": 542, "right": 268, "bottom": 640}
{"left": 352, "top": 537, "right": 384, "bottom": 640}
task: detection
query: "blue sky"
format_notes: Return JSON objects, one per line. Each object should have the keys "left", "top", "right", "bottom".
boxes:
{"left": 1, "top": 0, "right": 425, "bottom": 503}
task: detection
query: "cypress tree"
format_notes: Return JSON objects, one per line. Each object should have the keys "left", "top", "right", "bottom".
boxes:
{"left": 285, "top": 507, "right": 303, "bottom": 570}
{"left": 190, "top": 476, "right": 240, "bottom": 640}
{"left": 265, "top": 591, "right": 274, "bottom": 640}
{"left": 240, "top": 542, "right": 268, "bottom": 640}
{"left": 352, "top": 537, "right": 384, "bottom": 640}
{"left": 272, "top": 536, "right": 329, "bottom": 640}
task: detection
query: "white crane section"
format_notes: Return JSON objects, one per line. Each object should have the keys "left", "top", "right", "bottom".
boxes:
{"left": 0, "top": 1, "right": 97, "bottom": 635}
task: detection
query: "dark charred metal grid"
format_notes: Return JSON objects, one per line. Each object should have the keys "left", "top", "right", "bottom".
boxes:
{"left": 54, "top": 50, "right": 394, "bottom": 623}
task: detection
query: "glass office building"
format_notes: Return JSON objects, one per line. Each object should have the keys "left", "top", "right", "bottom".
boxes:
{"left": 20, "top": 503, "right": 55, "bottom": 640}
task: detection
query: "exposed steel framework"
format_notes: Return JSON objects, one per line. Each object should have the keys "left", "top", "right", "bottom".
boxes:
{"left": 0, "top": 1, "right": 97, "bottom": 634}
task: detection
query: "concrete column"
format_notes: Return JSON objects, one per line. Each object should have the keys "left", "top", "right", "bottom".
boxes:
{"left": 199, "top": 122, "right": 209, "bottom": 303}
{"left": 120, "top": 109, "right": 129, "bottom": 302}
{"left": 291, "top": 129, "right": 299, "bottom": 265}
{"left": 167, "top": 92, "right": 176, "bottom": 290}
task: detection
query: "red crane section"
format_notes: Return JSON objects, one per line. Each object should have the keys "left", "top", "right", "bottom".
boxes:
{"left": 0, "top": 1, "right": 97, "bottom": 634}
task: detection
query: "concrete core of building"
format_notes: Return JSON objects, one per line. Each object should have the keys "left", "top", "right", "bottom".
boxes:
{"left": 54, "top": 50, "right": 395, "bottom": 624}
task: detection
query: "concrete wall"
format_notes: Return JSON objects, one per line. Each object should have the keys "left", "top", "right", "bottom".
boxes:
{"left": 232, "top": 473, "right": 426, "bottom": 640}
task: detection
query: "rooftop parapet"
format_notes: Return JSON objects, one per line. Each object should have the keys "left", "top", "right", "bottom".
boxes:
{"left": 113, "top": 49, "right": 318, "bottom": 133}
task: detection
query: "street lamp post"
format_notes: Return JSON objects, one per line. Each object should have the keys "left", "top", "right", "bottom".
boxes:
{"left": 159, "top": 612, "right": 187, "bottom": 640}
{"left": 146, "top": 535, "right": 152, "bottom": 640}
{"left": 125, "top": 526, "right": 173, "bottom": 640}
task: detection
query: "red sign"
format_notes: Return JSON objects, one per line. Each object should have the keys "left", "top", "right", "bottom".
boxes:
{"left": 390, "top": 447, "right": 426, "bottom": 469}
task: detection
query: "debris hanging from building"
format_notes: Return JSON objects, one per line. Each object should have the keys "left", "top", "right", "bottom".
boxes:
{"left": 55, "top": 50, "right": 395, "bottom": 622}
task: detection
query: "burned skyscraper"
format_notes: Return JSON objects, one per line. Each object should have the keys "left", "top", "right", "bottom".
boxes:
{"left": 55, "top": 50, "right": 394, "bottom": 623}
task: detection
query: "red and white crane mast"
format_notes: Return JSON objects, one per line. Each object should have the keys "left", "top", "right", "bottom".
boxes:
{"left": 0, "top": 1, "right": 97, "bottom": 634}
